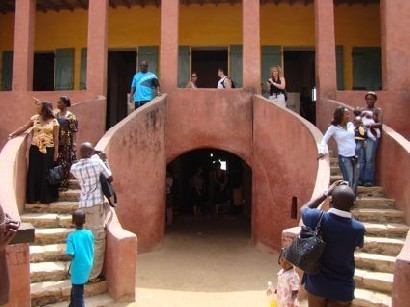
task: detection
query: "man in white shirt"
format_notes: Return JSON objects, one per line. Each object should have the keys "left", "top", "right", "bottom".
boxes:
{"left": 71, "top": 142, "right": 113, "bottom": 282}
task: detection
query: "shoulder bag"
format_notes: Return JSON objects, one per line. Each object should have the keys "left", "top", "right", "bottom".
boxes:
{"left": 283, "top": 211, "right": 326, "bottom": 275}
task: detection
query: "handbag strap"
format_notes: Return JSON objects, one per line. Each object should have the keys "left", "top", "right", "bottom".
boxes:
{"left": 314, "top": 211, "right": 325, "bottom": 233}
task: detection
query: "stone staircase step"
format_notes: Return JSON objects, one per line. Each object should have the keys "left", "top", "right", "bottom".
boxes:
{"left": 362, "top": 222, "right": 409, "bottom": 238}
{"left": 330, "top": 166, "right": 340, "bottom": 175}
{"left": 357, "top": 186, "right": 384, "bottom": 198}
{"left": 353, "top": 288, "right": 392, "bottom": 307}
{"left": 35, "top": 228, "right": 73, "bottom": 245}
{"left": 355, "top": 197, "right": 395, "bottom": 209}
{"left": 355, "top": 252, "right": 396, "bottom": 274}
{"left": 26, "top": 202, "right": 78, "bottom": 214}
{"left": 352, "top": 208, "right": 405, "bottom": 223}
{"left": 31, "top": 279, "right": 107, "bottom": 306}
{"left": 354, "top": 269, "right": 393, "bottom": 293}
{"left": 68, "top": 179, "right": 80, "bottom": 190}
{"left": 21, "top": 213, "right": 72, "bottom": 229}
{"left": 30, "top": 244, "right": 70, "bottom": 263}
{"left": 330, "top": 157, "right": 339, "bottom": 166}
{"left": 330, "top": 175, "right": 343, "bottom": 183}
{"left": 58, "top": 190, "right": 80, "bottom": 202}
{"left": 45, "top": 293, "right": 114, "bottom": 307}
{"left": 30, "top": 261, "right": 69, "bottom": 283}
{"left": 362, "top": 236, "right": 405, "bottom": 256}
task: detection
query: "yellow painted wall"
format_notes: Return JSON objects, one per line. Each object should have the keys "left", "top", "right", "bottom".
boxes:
{"left": 0, "top": 4, "right": 380, "bottom": 90}
{"left": 335, "top": 4, "right": 381, "bottom": 89}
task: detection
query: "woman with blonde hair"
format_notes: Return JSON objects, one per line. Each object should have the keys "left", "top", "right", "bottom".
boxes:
{"left": 9, "top": 99, "right": 59, "bottom": 203}
{"left": 267, "top": 65, "right": 287, "bottom": 107}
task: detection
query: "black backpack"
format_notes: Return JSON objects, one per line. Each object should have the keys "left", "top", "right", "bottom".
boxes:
{"left": 222, "top": 77, "right": 236, "bottom": 88}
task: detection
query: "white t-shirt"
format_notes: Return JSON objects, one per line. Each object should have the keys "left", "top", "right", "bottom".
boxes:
{"left": 217, "top": 77, "right": 227, "bottom": 89}
{"left": 319, "top": 122, "right": 356, "bottom": 157}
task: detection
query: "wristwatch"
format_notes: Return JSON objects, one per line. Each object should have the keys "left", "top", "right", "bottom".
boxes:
{"left": 323, "top": 189, "right": 329, "bottom": 197}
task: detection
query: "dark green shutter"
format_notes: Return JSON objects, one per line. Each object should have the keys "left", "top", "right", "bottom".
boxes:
{"left": 230, "top": 45, "right": 243, "bottom": 88}
{"left": 138, "top": 46, "right": 159, "bottom": 76}
{"left": 178, "top": 46, "right": 190, "bottom": 88}
{"left": 261, "top": 46, "right": 282, "bottom": 97}
{"left": 1, "top": 51, "right": 13, "bottom": 91}
{"left": 55, "top": 48, "right": 74, "bottom": 90}
{"left": 336, "top": 45, "right": 344, "bottom": 90}
{"left": 80, "top": 48, "right": 87, "bottom": 89}
{"left": 352, "top": 47, "right": 382, "bottom": 90}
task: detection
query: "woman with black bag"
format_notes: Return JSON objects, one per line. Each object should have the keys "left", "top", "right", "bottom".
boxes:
{"left": 9, "top": 99, "right": 59, "bottom": 204}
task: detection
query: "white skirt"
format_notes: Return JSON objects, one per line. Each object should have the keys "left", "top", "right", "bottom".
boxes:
{"left": 268, "top": 93, "right": 286, "bottom": 108}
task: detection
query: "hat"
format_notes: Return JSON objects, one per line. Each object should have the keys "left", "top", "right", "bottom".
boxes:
{"left": 365, "top": 91, "right": 377, "bottom": 100}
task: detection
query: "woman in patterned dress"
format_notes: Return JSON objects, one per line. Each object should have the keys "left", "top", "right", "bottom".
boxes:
{"left": 55, "top": 96, "right": 78, "bottom": 191}
{"left": 9, "top": 100, "right": 59, "bottom": 203}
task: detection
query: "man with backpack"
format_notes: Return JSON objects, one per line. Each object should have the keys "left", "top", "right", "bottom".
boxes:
{"left": 217, "top": 68, "right": 235, "bottom": 89}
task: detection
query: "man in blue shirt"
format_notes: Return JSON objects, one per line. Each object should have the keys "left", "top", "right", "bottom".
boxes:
{"left": 300, "top": 180, "right": 365, "bottom": 306}
{"left": 130, "top": 61, "right": 160, "bottom": 109}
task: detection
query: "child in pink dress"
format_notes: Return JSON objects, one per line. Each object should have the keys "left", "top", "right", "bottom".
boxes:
{"left": 275, "top": 249, "right": 300, "bottom": 307}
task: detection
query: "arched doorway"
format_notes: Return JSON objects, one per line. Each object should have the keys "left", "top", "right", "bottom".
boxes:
{"left": 165, "top": 148, "right": 252, "bottom": 231}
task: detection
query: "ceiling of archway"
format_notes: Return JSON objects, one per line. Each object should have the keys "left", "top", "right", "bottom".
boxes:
{"left": 0, "top": 0, "right": 379, "bottom": 14}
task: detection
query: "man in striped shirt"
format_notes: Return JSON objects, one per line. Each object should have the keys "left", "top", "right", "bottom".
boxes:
{"left": 71, "top": 142, "right": 113, "bottom": 282}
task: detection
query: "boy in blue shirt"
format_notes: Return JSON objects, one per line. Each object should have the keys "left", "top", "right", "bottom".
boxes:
{"left": 66, "top": 210, "right": 94, "bottom": 307}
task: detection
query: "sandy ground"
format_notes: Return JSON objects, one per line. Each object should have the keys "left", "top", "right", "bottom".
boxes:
{"left": 113, "top": 215, "right": 306, "bottom": 307}
{"left": 58, "top": 215, "right": 307, "bottom": 307}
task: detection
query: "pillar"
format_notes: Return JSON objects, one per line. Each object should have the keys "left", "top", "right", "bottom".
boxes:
{"left": 380, "top": 0, "right": 410, "bottom": 92}
{"left": 160, "top": 0, "right": 179, "bottom": 93}
{"left": 242, "top": 0, "right": 260, "bottom": 92}
{"left": 314, "top": 0, "right": 337, "bottom": 101}
{"left": 86, "top": 0, "right": 109, "bottom": 96}
{"left": 12, "top": 0, "right": 36, "bottom": 91}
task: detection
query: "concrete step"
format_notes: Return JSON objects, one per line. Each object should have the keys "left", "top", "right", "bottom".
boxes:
{"left": 362, "top": 236, "right": 405, "bottom": 256}
{"left": 35, "top": 228, "right": 73, "bottom": 245}
{"left": 26, "top": 202, "right": 78, "bottom": 214}
{"left": 330, "top": 175, "right": 343, "bottom": 183}
{"left": 352, "top": 208, "right": 405, "bottom": 224}
{"left": 354, "top": 269, "right": 393, "bottom": 293}
{"left": 30, "top": 244, "right": 70, "bottom": 263}
{"left": 362, "top": 222, "right": 409, "bottom": 238}
{"left": 21, "top": 213, "right": 72, "bottom": 229}
{"left": 330, "top": 157, "right": 339, "bottom": 166}
{"left": 58, "top": 190, "right": 80, "bottom": 202}
{"left": 355, "top": 252, "right": 396, "bottom": 274}
{"left": 330, "top": 166, "right": 340, "bottom": 176}
{"left": 354, "top": 197, "right": 395, "bottom": 209}
{"left": 31, "top": 279, "right": 107, "bottom": 306}
{"left": 30, "top": 261, "right": 69, "bottom": 283}
{"left": 68, "top": 179, "right": 80, "bottom": 190}
{"left": 353, "top": 288, "right": 391, "bottom": 307}
{"left": 357, "top": 186, "right": 384, "bottom": 198}
{"left": 46, "top": 293, "right": 114, "bottom": 307}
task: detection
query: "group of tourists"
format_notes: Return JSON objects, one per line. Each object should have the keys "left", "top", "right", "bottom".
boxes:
{"left": 9, "top": 96, "right": 78, "bottom": 203}
{"left": 319, "top": 91, "right": 382, "bottom": 195}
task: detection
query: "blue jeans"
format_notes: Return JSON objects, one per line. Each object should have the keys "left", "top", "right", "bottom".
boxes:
{"left": 361, "top": 138, "right": 379, "bottom": 185}
{"left": 135, "top": 100, "right": 150, "bottom": 109}
{"left": 355, "top": 141, "right": 366, "bottom": 184}
{"left": 338, "top": 155, "right": 360, "bottom": 194}
{"left": 70, "top": 284, "right": 84, "bottom": 307}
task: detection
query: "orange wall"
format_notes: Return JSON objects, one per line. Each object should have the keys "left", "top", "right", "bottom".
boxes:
{"left": 0, "top": 4, "right": 381, "bottom": 90}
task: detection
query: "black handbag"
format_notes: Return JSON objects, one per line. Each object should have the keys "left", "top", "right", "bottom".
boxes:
{"left": 47, "top": 165, "right": 64, "bottom": 185}
{"left": 284, "top": 211, "right": 326, "bottom": 275}
{"left": 100, "top": 174, "right": 117, "bottom": 207}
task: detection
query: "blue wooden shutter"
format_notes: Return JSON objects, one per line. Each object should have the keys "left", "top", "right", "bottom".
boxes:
{"left": 1, "top": 51, "right": 13, "bottom": 91}
{"left": 138, "top": 46, "right": 159, "bottom": 76}
{"left": 80, "top": 48, "right": 87, "bottom": 89}
{"left": 178, "top": 46, "right": 190, "bottom": 88}
{"left": 55, "top": 48, "right": 74, "bottom": 90}
{"left": 352, "top": 47, "right": 382, "bottom": 90}
{"left": 230, "top": 45, "right": 243, "bottom": 88}
{"left": 261, "top": 46, "right": 282, "bottom": 97}
{"left": 336, "top": 45, "right": 344, "bottom": 90}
